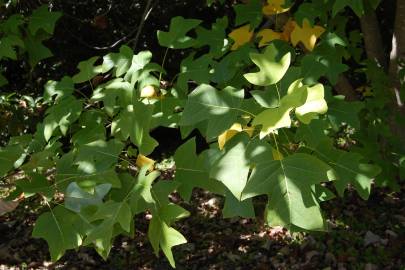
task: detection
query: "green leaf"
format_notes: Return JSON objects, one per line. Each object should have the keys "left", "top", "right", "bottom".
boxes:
{"left": 234, "top": 0, "right": 263, "bottom": 28}
{"left": 244, "top": 43, "right": 291, "bottom": 86}
{"left": 176, "top": 53, "right": 212, "bottom": 93}
{"left": 332, "top": 0, "right": 364, "bottom": 17}
{"left": 294, "top": 83, "right": 328, "bottom": 124}
{"left": 222, "top": 189, "right": 255, "bottom": 218}
{"left": 91, "top": 78, "right": 133, "bottom": 116}
{"left": 84, "top": 200, "right": 132, "bottom": 258}
{"left": 65, "top": 182, "right": 111, "bottom": 212}
{"left": 313, "top": 141, "right": 381, "bottom": 199}
{"left": 151, "top": 97, "right": 185, "bottom": 128}
{"left": 180, "top": 84, "right": 246, "bottom": 138}
{"left": 24, "top": 32, "right": 53, "bottom": 67}
{"left": 111, "top": 101, "right": 158, "bottom": 155}
{"left": 253, "top": 80, "right": 327, "bottom": 137}
{"left": 43, "top": 96, "right": 83, "bottom": 141}
{"left": 102, "top": 45, "right": 134, "bottom": 76}
{"left": 72, "top": 56, "right": 103, "bottom": 83}
{"left": 32, "top": 206, "right": 84, "bottom": 261}
{"left": 16, "top": 173, "right": 55, "bottom": 199}
{"left": 295, "top": 119, "right": 330, "bottom": 148}
{"left": 0, "top": 144, "right": 25, "bottom": 177}
{"left": 174, "top": 138, "right": 222, "bottom": 201}
{"left": 211, "top": 45, "right": 253, "bottom": 84}
{"left": 157, "top": 16, "right": 202, "bottom": 49}
{"left": 148, "top": 217, "right": 187, "bottom": 268}
{"left": 0, "top": 35, "right": 24, "bottom": 60}
{"left": 123, "top": 50, "right": 153, "bottom": 86}
{"left": 74, "top": 139, "right": 124, "bottom": 174}
{"left": 55, "top": 148, "right": 122, "bottom": 191}
{"left": 210, "top": 133, "right": 250, "bottom": 200}
{"left": 43, "top": 76, "right": 74, "bottom": 102}
{"left": 1, "top": 14, "right": 24, "bottom": 34}
{"left": 0, "top": 71, "right": 7, "bottom": 86}
{"left": 327, "top": 96, "right": 364, "bottom": 130}
{"left": 195, "top": 17, "right": 228, "bottom": 58}
{"left": 242, "top": 153, "right": 334, "bottom": 231}
{"left": 28, "top": 5, "right": 62, "bottom": 35}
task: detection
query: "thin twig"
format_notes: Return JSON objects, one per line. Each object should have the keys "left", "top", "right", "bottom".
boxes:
{"left": 130, "top": 0, "right": 154, "bottom": 50}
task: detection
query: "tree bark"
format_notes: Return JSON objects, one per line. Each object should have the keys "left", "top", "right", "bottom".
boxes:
{"left": 389, "top": 0, "right": 405, "bottom": 107}
{"left": 360, "top": 10, "right": 387, "bottom": 68}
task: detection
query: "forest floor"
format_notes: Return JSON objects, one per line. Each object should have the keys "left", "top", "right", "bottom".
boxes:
{"left": 0, "top": 176, "right": 404, "bottom": 270}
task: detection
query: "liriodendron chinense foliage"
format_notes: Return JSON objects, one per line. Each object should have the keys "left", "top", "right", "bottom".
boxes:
{"left": 3, "top": 0, "right": 404, "bottom": 267}
{"left": 0, "top": 4, "right": 61, "bottom": 86}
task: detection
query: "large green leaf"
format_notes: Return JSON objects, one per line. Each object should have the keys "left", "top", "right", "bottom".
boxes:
{"left": 16, "top": 173, "right": 55, "bottom": 199}
{"left": 0, "top": 144, "right": 25, "bottom": 177}
{"left": 24, "top": 32, "right": 53, "bottom": 67}
{"left": 43, "top": 96, "right": 83, "bottom": 141}
{"left": 253, "top": 80, "right": 327, "bottom": 137}
{"left": 148, "top": 216, "right": 187, "bottom": 268}
{"left": 210, "top": 134, "right": 250, "bottom": 200}
{"left": 111, "top": 101, "right": 158, "bottom": 155}
{"left": 157, "top": 16, "right": 202, "bottom": 49}
{"left": 65, "top": 182, "right": 111, "bottom": 212}
{"left": 332, "top": 0, "right": 364, "bottom": 17}
{"left": 195, "top": 17, "right": 228, "bottom": 58}
{"left": 176, "top": 53, "right": 212, "bottom": 93}
{"left": 43, "top": 76, "right": 74, "bottom": 102}
{"left": 327, "top": 96, "right": 364, "bottom": 130}
{"left": 72, "top": 56, "right": 103, "bottom": 83}
{"left": 28, "top": 5, "right": 61, "bottom": 35}
{"left": 244, "top": 43, "right": 291, "bottom": 86}
{"left": 91, "top": 78, "right": 133, "bottom": 116}
{"left": 102, "top": 45, "right": 134, "bottom": 76}
{"left": 174, "top": 138, "right": 223, "bottom": 201}
{"left": 0, "top": 35, "right": 24, "bottom": 60}
{"left": 32, "top": 206, "right": 85, "bottom": 261}
{"left": 83, "top": 200, "right": 132, "bottom": 258}
{"left": 234, "top": 0, "right": 263, "bottom": 28}
{"left": 313, "top": 141, "right": 381, "bottom": 199}
{"left": 180, "top": 84, "right": 246, "bottom": 138}
{"left": 242, "top": 153, "right": 334, "bottom": 231}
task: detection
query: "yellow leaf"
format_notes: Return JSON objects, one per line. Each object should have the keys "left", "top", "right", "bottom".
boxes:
{"left": 356, "top": 86, "right": 373, "bottom": 97}
{"left": 262, "top": 0, "right": 290, "bottom": 16}
{"left": 243, "top": 126, "right": 255, "bottom": 137}
{"left": 218, "top": 123, "right": 254, "bottom": 150}
{"left": 281, "top": 19, "right": 295, "bottom": 41}
{"left": 218, "top": 123, "right": 242, "bottom": 150}
{"left": 136, "top": 154, "right": 155, "bottom": 171}
{"left": 229, "top": 24, "right": 254, "bottom": 51}
{"left": 271, "top": 147, "right": 284, "bottom": 160}
{"left": 257, "top": 29, "right": 282, "bottom": 47}
{"left": 290, "top": 19, "right": 325, "bottom": 51}
{"left": 140, "top": 85, "right": 158, "bottom": 98}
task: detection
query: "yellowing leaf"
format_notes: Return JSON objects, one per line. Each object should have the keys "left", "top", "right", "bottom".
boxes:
{"left": 290, "top": 19, "right": 325, "bottom": 51}
{"left": 140, "top": 85, "right": 158, "bottom": 98}
{"left": 262, "top": 0, "right": 291, "bottom": 16}
{"left": 218, "top": 123, "right": 254, "bottom": 150}
{"left": 356, "top": 86, "right": 373, "bottom": 97}
{"left": 271, "top": 147, "right": 284, "bottom": 160}
{"left": 136, "top": 154, "right": 155, "bottom": 171}
{"left": 229, "top": 24, "right": 254, "bottom": 50}
{"left": 257, "top": 29, "right": 282, "bottom": 47}
{"left": 294, "top": 83, "right": 328, "bottom": 124}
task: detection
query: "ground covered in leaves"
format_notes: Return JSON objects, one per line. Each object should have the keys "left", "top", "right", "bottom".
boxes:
{"left": 0, "top": 180, "right": 404, "bottom": 270}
